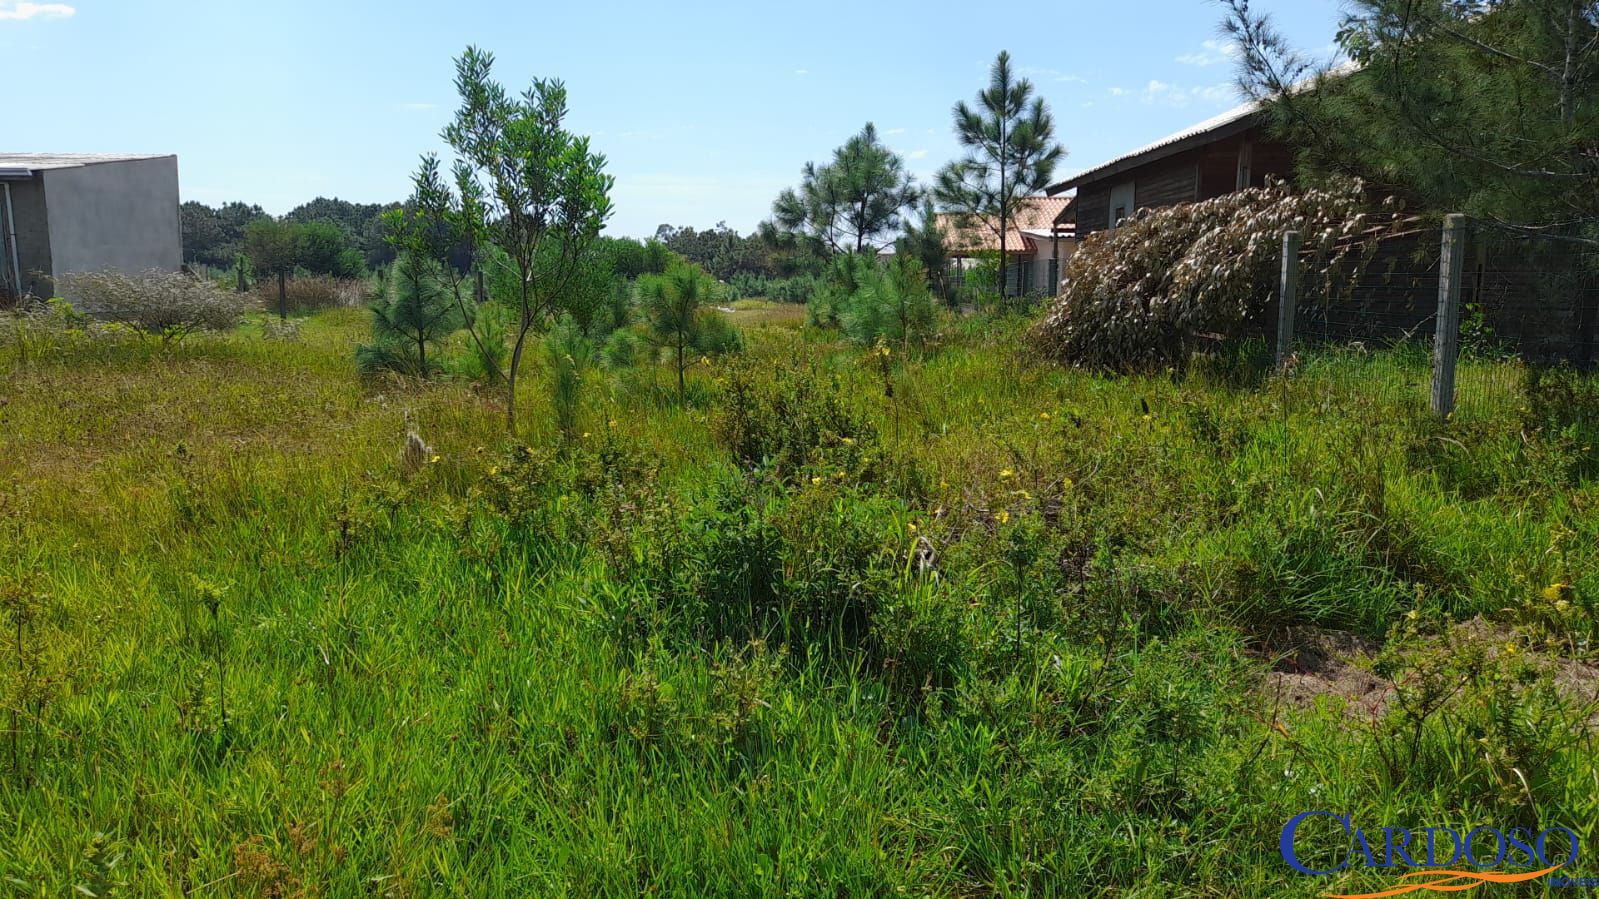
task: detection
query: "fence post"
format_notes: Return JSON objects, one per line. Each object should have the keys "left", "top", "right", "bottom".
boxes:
{"left": 1276, "top": 231, "right": 1301, "bottom": 368}
{"left": 1432, "top": 214, "right": 1467, "bottom": 417}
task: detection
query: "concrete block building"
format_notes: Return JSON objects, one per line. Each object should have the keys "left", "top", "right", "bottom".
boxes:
{"left": 0, "top": 153, "right": 181, "bottom": 301}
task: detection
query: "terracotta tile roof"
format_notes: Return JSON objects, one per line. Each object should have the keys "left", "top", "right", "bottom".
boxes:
{"left": 939, "top": 196, "right": 1073, "bottom": 256}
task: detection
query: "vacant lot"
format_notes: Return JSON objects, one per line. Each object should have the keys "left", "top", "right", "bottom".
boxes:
{"left": 1, "top": 308, "right": 1596, "bottom": 896}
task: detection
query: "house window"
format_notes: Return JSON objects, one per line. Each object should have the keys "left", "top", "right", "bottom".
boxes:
{"left": 1236, "top": 141, "right": 1254, "bottom": 190}
{"left": 1108, "top": 180, "right": 1135, "bottom": 229}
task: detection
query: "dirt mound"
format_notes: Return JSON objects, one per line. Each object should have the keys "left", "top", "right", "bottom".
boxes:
{"left": 1261, "top": 627, "right": 1392, "bottom": 720}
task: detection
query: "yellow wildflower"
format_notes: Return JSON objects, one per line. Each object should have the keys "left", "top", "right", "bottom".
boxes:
{"left": 811, "top": 476, "right": 823, "bottom": 486}
{"left": 429, "top": 455, "right": 441, "bottom": 464}
{"left": 1062, "top": 477, "right": 1074, "bottom": 491}
{"left": 999, "top": 468, "right": 1014, "bottom": 479}
{"left": 996, "top": 509, "right": 1010, "bottom": 525}
{"left": 1039, "top": 412, "right": 1052, "bottom": 421}
{"left": 907, "top": 521, "right": 919, "bottom": 533}
{"left": 1542, "top": 582, "right": 1572, "bottom": 603}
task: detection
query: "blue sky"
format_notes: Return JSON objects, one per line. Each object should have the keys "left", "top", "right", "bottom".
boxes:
{"left": 0, "top": 0, "right": 1346, "bottom": 239}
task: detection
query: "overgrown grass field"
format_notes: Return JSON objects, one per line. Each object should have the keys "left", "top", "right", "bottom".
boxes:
{"left": 2, "top": 308, "right": 1598, "bottom": 895}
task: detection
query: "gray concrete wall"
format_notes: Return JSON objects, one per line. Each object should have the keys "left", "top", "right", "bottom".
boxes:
{"left": 42, "top": 156, "right": 181, "bottom": 284}
{"left": 4, "top": 177, "right": 54, "bottom": 297}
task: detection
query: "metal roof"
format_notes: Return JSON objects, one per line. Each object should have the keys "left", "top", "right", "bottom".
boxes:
{"left": 1045, "top": 63, "right": 1360, "bottom": 196}
{"left": 1044, "top": 100, "right": 1265, "bottom": 195}
{"left": 0, "top": 153, "right": 174, "bottom": 178}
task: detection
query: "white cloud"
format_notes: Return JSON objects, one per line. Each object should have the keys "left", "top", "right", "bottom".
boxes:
{"left": 907, "top": 149, "right": 928, "bottom": 160}
{"left": 0, "top": 2, "right": 74, "bottom": 20}
{"left": 1021, "top": 66, "right": 1088, "bottom": 84}
{"left": 794, "top": 68, "right": 809, "bottom": 76}
{"left": 884, "top": 127, "right": 906, "bottom": 136}
{"left": 1176, "top": 38, "right": 1238, "bottom": 67}
{"left": 1110, "top": 80, "right": 1235, "bottom": 108}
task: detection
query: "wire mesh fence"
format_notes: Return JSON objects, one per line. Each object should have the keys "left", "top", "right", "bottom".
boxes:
{"left": 1281, "top": 216, "right": 1598, "bottom": 424}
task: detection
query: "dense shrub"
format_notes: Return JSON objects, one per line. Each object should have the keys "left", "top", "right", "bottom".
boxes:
{"left": 727, "top": 272, "right": 814, "bottom": 304}
{"left": 57, "top": 269, "right": 251, "bottom": 339}
{"left": 1522, "top": 364, "right": 1599, "bottom": 478}
{"left": 253, "top": 275, "right": 366, "bottom": 314}
{"left": 712, "top": 356, "right": 879, "bottom": 480}
{"left": 1029, "top": 178, "right": 1395, "bottom": 371}
{"left": 805, "top": 254, "right": 936, "bottom": 345}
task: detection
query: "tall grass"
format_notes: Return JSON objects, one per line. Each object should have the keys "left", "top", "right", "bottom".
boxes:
{"left": 0, "top": 308, "right": 1596, "bottom": 895}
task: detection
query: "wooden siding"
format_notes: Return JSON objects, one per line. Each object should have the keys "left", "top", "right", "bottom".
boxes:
{"left": 1070, "top": 126, "right": 1296, "bottom": 237}
{"left": 1133, "top": 158, "right": 1198, "bottom": 212}
{"left": 1075, "top": 183, "right": 1112, "bottom": 237}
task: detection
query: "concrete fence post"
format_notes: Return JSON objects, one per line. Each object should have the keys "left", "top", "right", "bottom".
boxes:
{"left": 1432, "top": 214, "right": 1467, "bottom": 417}
{"left": 1276, "top": 231, "right": 1301, "bottom": 369}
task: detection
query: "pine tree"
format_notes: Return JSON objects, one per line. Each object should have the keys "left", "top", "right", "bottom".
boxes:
{"left": 771, "top": 123, "right": 920, "bottom": 254}
{"left": 1224, "top": 0, "right": 1599, "bottom": 240}
{"left": 636, "top": 260, "right": 736, "bottom": 403}
{"left": 934, "top": 52, "right": 1067, "bottom": 298}
{"left": 356, "top": 253, "right": 462, "bottom": 377}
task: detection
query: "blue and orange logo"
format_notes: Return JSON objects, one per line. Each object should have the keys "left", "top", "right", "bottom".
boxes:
{"left": 1281, "top": 811, "right": 1578, "bottom": 897}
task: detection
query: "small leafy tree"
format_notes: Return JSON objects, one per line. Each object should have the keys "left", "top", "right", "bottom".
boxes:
{"left": 294, "top": 221, "right": 365, "bottom": 278}
{"left": 771, "top": 123, "right": 921, "bottom": 254}
{"left": 356, "top": 253, "right": 462, "bottom": 377}
{"left": 398, "top": 46, "right": 614, "bottom": 433}
{"left": 935, "top": 51, "right": 1067, "bottom": 298}
{"left": 637, "top": 259, "right": 738, "bottom": 403}
{"left": 243, "top": 219, "right": 298, "bottom": 319}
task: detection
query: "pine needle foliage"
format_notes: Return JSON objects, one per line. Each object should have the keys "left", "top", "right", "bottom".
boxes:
{"left": 1224, "top": 0, "right": 1599, "bottom": 241}
{"left": 934, "top": 51, "right": 1066, "bottom": 297}
{"left": 636, "top": 259, "right": 740, "bottom": 403}
{"left": 771, "top": 123, "right": 920, "bottom": 254}
{"left": 356, "top": 253, "right": 462, "bottom": 378}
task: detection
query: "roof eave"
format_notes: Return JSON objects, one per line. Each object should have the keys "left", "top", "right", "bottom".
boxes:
{"left": 1045, "top": 108, "right": 1268, "bottom": 195}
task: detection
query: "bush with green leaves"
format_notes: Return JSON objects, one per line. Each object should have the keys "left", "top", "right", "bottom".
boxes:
{"left": 1029, "top": 178, "right": 1395, "bottom": 372}
{"left": 57, "top": 270, "right": 250, "bottom": 340}
{"left": 727, "top": 272, "right": 815, "bottom": 304}
{"left": 712, "top": 353, "right": 879, "bottom": 481}
{"left": 804, "top": 252, "right": 876, "bottom": 329}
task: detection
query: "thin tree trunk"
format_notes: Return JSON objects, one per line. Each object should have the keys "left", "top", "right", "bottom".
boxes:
{"left": 278, "top": 271, "right": 287, "bottom": 321}
{"left": 507, "top": 315, "right": 530, "bottom": 433}
{"left": 997, "top": 116, "right": 1008, "bottom": 300}
{"left": 676, "top": 342, "right": 685, "bottom": 404}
